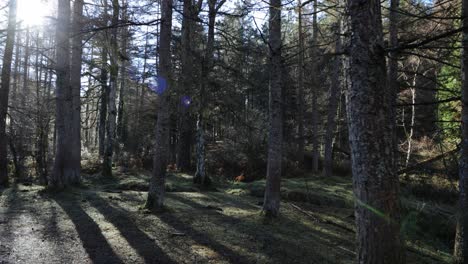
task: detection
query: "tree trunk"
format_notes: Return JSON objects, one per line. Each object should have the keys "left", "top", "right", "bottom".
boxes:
{"left": 132, "top": 26, "right": 150, "bottom": 156}
{"left": 263, "top": 0, "right": 283, "bottom": 218}
{"left": 177, "top": 0, "right": 196, "bottom": 172}
{"left": 85, "top": 65, "right": 93, "bottom": 149}
{"left": 35, "top": 33, "right": 47, "bottom": 185}
{"left": 454, "top": 0, "right": 468, "bottom": 262}
{"left": 146, "top": 0, "right": 173, "bottom": 211}
{"left": 194, "top": 0, "right": 221, "bottom": 186}
{"left": 117, "top": 0, "right": 129, "bottom": 145}
{"left": 404, "top": 63, "right": 419, "bottom": 167}
{"left": 9, "top": 28, "right": 21, "bottom": 179}
{"left": 46, "top": 65, "right": 53, "bottom": 173}
{"left": 69, "top": 0, "right": 84, "bottom": 181}
{"left": 347, "top": 0, "right": 404, "bottom": 263}
{"left": 12, "top": 26, "right": 21, "bottom": 103}
{"left": 388, "top": 0, "right": 400, "bottom": 169}
{"left": 310, "top": 0, "right": 319, "bottom": 174}
{"left": 103, "top": 0, "right": 119, "bottom": 177}
{"left": 99, "top": 49, "right": 109, "bottom": 158}
{"left": 322, "top": 22, "right": 342, "bottom": 178}
{"left": 0, "top": 0, "right": 17, "bottom": 186}
{"left": 194, "top": 115, "right": 206, "bottom": 184}
{"left": 22, "top": 27, "right": 29, "bottom": 107}
{"left": 99, "top": 1, "right": 109, "bottom": 158}
{"left": 296, "top": 0, "right": 305, "bottom": 166}
{"left": 51, "top": 0, "right": 80, "bottom": 189}
{"left": 16, "top": 27, "right": 30, "bottom": 179}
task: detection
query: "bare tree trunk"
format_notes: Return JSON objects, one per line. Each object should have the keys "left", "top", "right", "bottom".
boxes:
{"left": 131, "top": 27, "right": 151, "bottom": 156}
{"left": 12, "top": 26, "right": 21, "bottom": 103}
{"left": 99, "top": 1, "right": 109, "bottom": 158}
{"left": 263, "top": 0, "right": 283, "bottom": 218}
{"left": 146, "top": 0, "right": 173, "bottom": 211}
{"left": 85, "top": 47, "right": 94, "bottom": 149}
{"left": 35, "top": 33, "right": 47, "bottom": 185}
{"left": 103, "top": 0, "right": 119, "bottom": 177}
{"left": 9, "top": 28, "right": 21, "bottom": 179}
{"left": 16, "top": 26, "right": 30, "bottom": 179}
{"left": 0, "top": 0, "right": 17, "bottom": 186}
{"left": 22, "top": 27, "right": 29, "bottom": 107}
{"left": 69, "top": 0, "right": 84, "bottom": 181}
{"left": 296, "top": 0, "right": 305, "bottom": 166}
{"left": 404, "top": 62, "right": 419, "bottom": 167}
{"left": 388, "top": 0, "right": 400, "bottom": 169}
{"left": 310, "top": 0, "right": 319, "bottom": 174}
{"left": 117, "top": 0, "right": 129, "bottom": 145}
{"left": 51, "top": 0, "right": 79, "bottom": 189}
{"left": 194, "top": 115, "right": 206, "bottom": 183}
{"left": 194, "top": 0, "right": 222, "bottom": 186}
{"left": 454, "top": 0, "right": 468, "bottom": 262}
{"left": 46, "top": 64, "right": 53, "bottom": 173}
{"left": 177, "top": 0, "right": 197, "bottom": 172}
{"left": 347, "top": 0, "right": 404, "bottom": 262}
{"left": 99, "top": 51, "right": 109, "bottom": 158}
{"left": 323, "top": 22, "right": 342, "bottom": 178}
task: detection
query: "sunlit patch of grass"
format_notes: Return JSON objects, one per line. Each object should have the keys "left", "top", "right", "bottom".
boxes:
{"left": 3, "top": 165, "right": 453, "bottom": 264}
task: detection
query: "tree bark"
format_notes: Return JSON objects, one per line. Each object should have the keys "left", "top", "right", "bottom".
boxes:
{"left": 177, "top": 0, "right": 197, "bottom": 172}
{"left": 85, "top": 46, "right": 94, "bottom": 149}
{"left": 35, "top": 33, "right": 47, "bottom": 185}
{"left": 12, "top": 25, "right": 20, "bottom": 103}
{"left": 70, "top": 0, "right": 84, "bottom": 181}
{"left": 51, "top": 0, "right": 80, "bottom": 189}
{"left": 117, "top": 0, "right": 129, "bottom": 145}
{"left": 404, "top": 61, "right": 419, "bottom": 168}
{"left": 454, "top": 0, "right": 468, "bottom": 262}
{"left": 310, "top": 0, "right": 319, "bottom": 174}
{"left": 133, "top": 27, "right": 149, "bottom": 154}
{"left": 103, "top": 0, "right": 119, "bottom": 177}
{"left": 146, "top": 0, "right": 173, "bottom": 211}
{"left": 194, "top": 0, "right": 223, "bottom": 186}
{"left": 263, "top": 0, "right": 283, "bottom": 218}
{"left": 388, "top": 0, "right": 400, "bottom": 169}
{"left": 322, "top": 22, "right": 342, "bottom": 178}
{"left": 15, "top": 27, "right": 30, "bottom": 178}
{"left": 296, "top": 0, "right": 305, "bottom": 166}
{"left": 0, "top": 0, "right": 17, "bottom": 186}
{"left": 99, "top": 1, "right": 109, "bottom": 158}
{"left": 347, "top": 0, "right": 404, "bottom": 262}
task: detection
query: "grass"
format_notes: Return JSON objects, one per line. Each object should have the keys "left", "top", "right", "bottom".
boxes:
{"left": 0, "top": 168, "right": 456, "bottom": 263}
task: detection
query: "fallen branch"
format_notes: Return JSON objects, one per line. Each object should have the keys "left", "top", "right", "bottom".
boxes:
{"left": 290, "top": 203, "right": 355, "bottom": 233}
{"left": 398, "top": 148, "right": 458, "bottom": 175}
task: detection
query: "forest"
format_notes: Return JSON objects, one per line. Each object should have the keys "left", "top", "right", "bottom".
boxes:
{"left": 0, "top": 0, "right": 468, "bottom": 263}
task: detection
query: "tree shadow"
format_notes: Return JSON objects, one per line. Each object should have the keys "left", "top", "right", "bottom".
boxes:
{"left": 158, "top": 211, "right": 256, "bottom": 263}
{"left": 53, "top": 197, "right": 124, "bottom": 264}
{"left": 25, "top": 197, "right": 78, "bottom": 262}
{"left": 167, "top": 193, "right": 357, "bottom": 263}
{"left": 203, "top": 192, "right": 260, "bottom": 210}
{"left": 85, "top": 193, "right": 177, "bottom": 264}
{"left": 0, "top": 185, "right": 19, "bottom": 262}
{"left": 98, "top": 191, "right": 255, "bottom": 263}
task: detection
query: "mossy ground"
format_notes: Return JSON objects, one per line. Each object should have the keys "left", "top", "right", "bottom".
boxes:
{"left": 0, "top": 169, "right": 454, "bottom": 263}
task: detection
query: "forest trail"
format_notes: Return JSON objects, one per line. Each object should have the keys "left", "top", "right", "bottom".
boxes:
{"left": 0, "top": 172, "right": 453, "bottom": 263}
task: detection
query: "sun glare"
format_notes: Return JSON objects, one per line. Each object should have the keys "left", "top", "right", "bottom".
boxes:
{"left": 17, "top": 0, "right": 51, "bottom": 26}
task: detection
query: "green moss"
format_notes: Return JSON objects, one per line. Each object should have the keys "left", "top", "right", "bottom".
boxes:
{"left": 72, "top": 168, "right": 454, "bottom": 263}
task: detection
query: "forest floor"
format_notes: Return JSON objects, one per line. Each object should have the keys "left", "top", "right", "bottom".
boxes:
{"left": 0, "top": 168, "right": 455, "bottom": 264}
